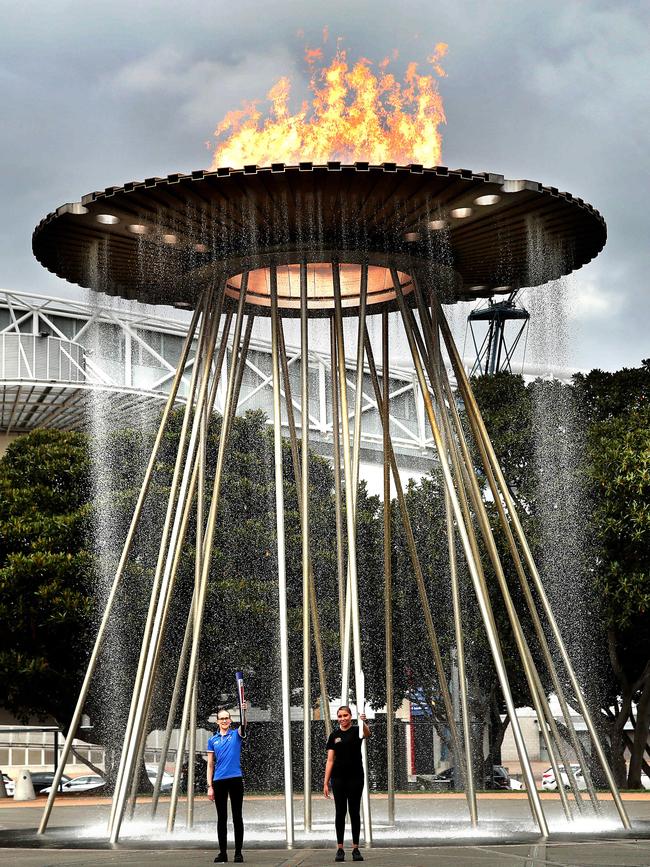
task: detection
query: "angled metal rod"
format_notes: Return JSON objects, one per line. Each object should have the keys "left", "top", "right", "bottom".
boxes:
{"left": 417, "top": 295, "right": 574, "bottom": 820}
{"left": 187, "top": 334, "right": 210, "bottom": 830}
{"left": 425, "top": 299, "right": 477, "bottom": 821}
{"left": 150, "top": 588, "right": 195, "bottom": 817}
{"left": 333, "top": 262, "right": 372, "bottom": 846}
{"left": 330, "top": 318, "right": 347, "bottom": 666}
{"left": 393, "top": 276, "right": 548, "bottom": 838}
{"left": 363, "top": 326, "right": 473, "bottom": 824}
{"left": 150, "top": 313, "right": 234, "bottom": 818}
{"left": 37, "top": 304, "right": 202, "bottom": 836}
{"left": 381, "top": 312, "right": 395, "bottom": 825}
{"left": 270, "top": 265, "right": 295, "bottom": 848}
{"left": 119, "top": 298, "right": 222, "bottom": 822}
{"left": 433, "top": 306, "right": 590, "bottom": 813}
{"left": 170, "top": 312, "right": 253, "bottom": 829}
{"left": 415, "top": 299, "right": 570, "bottom": 822}
{"left": 414, "top": 295, "right": 563, "bottom": 826}
{"left": 111, "top": 290, "right": 222, "bottom": 840}
{"left": 277, "top": 322, "right": 331, "bottom": 739}
{"left": 427, "top": 310, "right": 579, "bottom": 821}
{"left": 300, "top": 260, "right": 312, "bottom": 831}
{"left": 341, "top": 264, "right": 369, "bottom": 706}
{"left": 435, "top": 299, "right": 631, "bottom": 829}
{"left": 444, "top": 491, "right": 478, "bottom": 820}
{"left": 107, "top": 289, "right": 215, "bottom": 835}
{"left": 166, "top": 276, "right": 249, "bottom": 834}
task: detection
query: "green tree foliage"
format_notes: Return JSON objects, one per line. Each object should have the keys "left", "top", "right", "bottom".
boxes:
{"left": 0, "top": 430, "right": 95, "bottom": 724}
{"left": 473, "top": 363, "right": 650, "bottom": 787}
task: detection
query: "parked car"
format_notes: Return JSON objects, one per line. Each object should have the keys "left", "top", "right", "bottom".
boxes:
{"left": 41, "top": 774, "right": 106, "bottom": 795}
{"left": 541, "top": 764, "right": 583, "bottom": 791}
{"left": 2, "top": 773, "right": 14, "bottom": 797}
{"left": 484, "top": 765, "right": 511, "bottom": 790}
{"left": 425, "top": 765, "right": 516, "bottom": 791}
{"left": 145, "top": 764, "right": 174, "bottom": 793}
{"left": 509, "top": 777, "right": 524, "bottom": 791}
{"left": 29, "top": 772, "right": 72, "bottom": 794}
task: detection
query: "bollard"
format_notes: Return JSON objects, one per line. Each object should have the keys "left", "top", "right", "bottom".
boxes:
{"left": 0, "top": 772, "right": 7, "bottom": 798}
{"left": 14, "top": 768, "right": 36, "bottom": 801}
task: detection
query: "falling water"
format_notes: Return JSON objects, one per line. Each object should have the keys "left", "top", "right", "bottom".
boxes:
{"left": 525, "top": 221, "right": 592, "bottom": 684}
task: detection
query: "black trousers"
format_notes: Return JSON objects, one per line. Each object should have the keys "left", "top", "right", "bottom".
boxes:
{"left": 331, "top": 774, "right": 364, "bottom": 845}
{"left": 213, "top": 776, "right": 244, "bottom": 854}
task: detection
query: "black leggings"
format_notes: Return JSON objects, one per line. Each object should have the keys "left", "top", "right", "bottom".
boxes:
{"left": 331, "top": 775, "right": 364, "bottom": 846}
{"left": 213, "top": 776, "right": 244, "bottom": 854}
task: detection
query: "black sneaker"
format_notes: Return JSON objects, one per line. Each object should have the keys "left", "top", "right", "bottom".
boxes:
{"left": 214, "top": 854, "right": 228, "bottom": 863}
{"left": 352, "top": 848, "right": 364, "bottom": 862}
{"left": 335, "top": 849, "right": 345, "bottom": 862}
{"left": 234, "top": 855, "right": 244, "bottom": 864}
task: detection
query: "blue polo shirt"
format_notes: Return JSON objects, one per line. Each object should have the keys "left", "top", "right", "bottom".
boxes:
{"left": 207, "top": 727, "right": 244, "bottom": 781}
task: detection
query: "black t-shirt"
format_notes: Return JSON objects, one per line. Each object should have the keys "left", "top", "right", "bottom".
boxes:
{"left": 326, "top": 726, "right": 364, "bottom": 779}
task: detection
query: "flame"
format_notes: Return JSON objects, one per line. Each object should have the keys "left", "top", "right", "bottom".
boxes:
{"left": 209, "top": 43, "right": 447, "bottom": 168}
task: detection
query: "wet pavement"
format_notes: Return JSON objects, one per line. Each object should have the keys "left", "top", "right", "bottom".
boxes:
{"left": 1, "top": 793, "right": 649, "bottom": 866}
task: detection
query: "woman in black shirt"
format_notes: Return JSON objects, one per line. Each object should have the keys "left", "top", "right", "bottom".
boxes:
{"left": 323, "top": 705, "right": 371, "bottom": 862}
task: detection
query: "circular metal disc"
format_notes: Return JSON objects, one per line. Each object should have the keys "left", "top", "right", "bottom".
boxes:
{"left": 32, "top": 162, "right": 606, "bottom": 314}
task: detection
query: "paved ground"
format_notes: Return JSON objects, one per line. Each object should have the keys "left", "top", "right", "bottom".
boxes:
{"left": 1, "top": 793, "right": 649, "bottom": 866}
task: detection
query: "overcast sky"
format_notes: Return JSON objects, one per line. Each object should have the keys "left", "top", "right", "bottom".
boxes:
{"left": 1, "top": 0, "right": 648, "bottom": 373}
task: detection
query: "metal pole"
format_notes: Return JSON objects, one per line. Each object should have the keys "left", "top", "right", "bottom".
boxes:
{"left": 381, "top": 312, "right": 395, "bottom": 825}
{"left": 445, "top": 491, "right": 478, "bottom": 818}
{"left": 276, "top": 322, "right": 331, "bottom": 739}
{"left": 150, "top": 313, "right": 234, "bottom": 818}
{"left": 166, "top": 277, "right": 249, "bottom": 834}
{"left": 363, "top": 327, "right": 472, "bottom": 823}
{"left": 413, "top": 292, "right": 558, "bottom": 828}
{"left": 270, "top": 264, "right": 295, "bottom": 848}
{"left": 112, "top": 290, "right": 221, "bottom": 840}
{"left": 341, "top": 264, "right": 368, "bottom": 706}
{"left": 420, "top": 303, "right": 570, "bottom": 823}
{"left": 330, "top": 318, "right": 346, "bottom": 668}
{"left": 332, "top": 262, "right": 372, "bottom": 846}
{"left": 436, "top": 299, "right": 631, "bottom": 829}
{"left": 300, "top": 260, "right": 312, "bottom": 831}
{"left": 427, "top": 308, "right": 578, "bottom": 821}
{"left": 393, "top": 276, "right": 548, "bottom": 837}
{"left": 38, "top": 303, "right": 202, "bottom": 836}
{"left": 108, "top": 290, "right": 214, "bottom": 834}
{"left": 428, "top": 299, "right": 477, "bottom": 817}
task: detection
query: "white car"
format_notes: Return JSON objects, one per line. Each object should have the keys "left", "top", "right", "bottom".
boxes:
{"left": 541, "top": 764, "right": 584, "bottom": 791}
{"left": 145, "top": 764, "right": 174, "bottom": 793}
{"left": 41, "top": 774, "right": 106, "bottom": 795}
{"left": 2, "top": 773, "right": 14, "bottom": 797}
{"left": 509, "top": 777, "right": 524, "bottom": 791}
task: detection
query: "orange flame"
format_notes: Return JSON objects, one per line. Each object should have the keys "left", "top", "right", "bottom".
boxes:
{"left": 209, "top": 43, "right": 447, "bottom": 168}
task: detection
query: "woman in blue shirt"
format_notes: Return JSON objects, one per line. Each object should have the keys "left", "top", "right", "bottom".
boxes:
{"left": 207, "top": 706, "right": 247, "bottom": 863}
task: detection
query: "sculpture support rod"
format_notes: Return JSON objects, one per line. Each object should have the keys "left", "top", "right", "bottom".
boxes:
{"left": 333, "top": 262, "right": 372, "bottom": 846}
{"left": 37, "top": 303, "right": 202, "bottom": 836}
{"left": 425, "top": 304, "right": 576, "bottom": 822}
{"left": 112, "top": 288, "right": 221, "bottom": 840}
{"left": 414, "top": 293, "right": 565, "bottom": 823}
{"left": 363, "top": 326, "right": 473, "bottom": 824}
{"left": 109, "top": 289, "right": 214, "bottom": 835}
{"left": 436, "top": 298, "right": 631, "bottom": 830}
{"left": 149, "top": 313, "right": 234, "bottom": 817}
{"left": 381, "top": 312, "right": 395, "bottom": 825}
{"left": 271, "top": 263, "right": 295, "bottom": 848}
{"left": 330, "top": 319, "right": 346, "bottom": 664}
{"left": 393, "top": 275, "right": 548, "bottom": 838}
{"left": 165, "top": 279, "right": 249, "bottom": 834}
{"left": 300, "top": 260, "right": 312, "bottom": 830}
{"left": 276, "top": 322, "right": 331, "bottom": 739}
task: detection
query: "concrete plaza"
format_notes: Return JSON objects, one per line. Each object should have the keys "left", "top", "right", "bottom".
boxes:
{"left": 2, "top": 793, "right": 650, "bottom": 866}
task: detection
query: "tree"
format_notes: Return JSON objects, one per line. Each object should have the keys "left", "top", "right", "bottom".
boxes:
{"left": 0, "top": 430, "right": 95, "bottom": 725}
